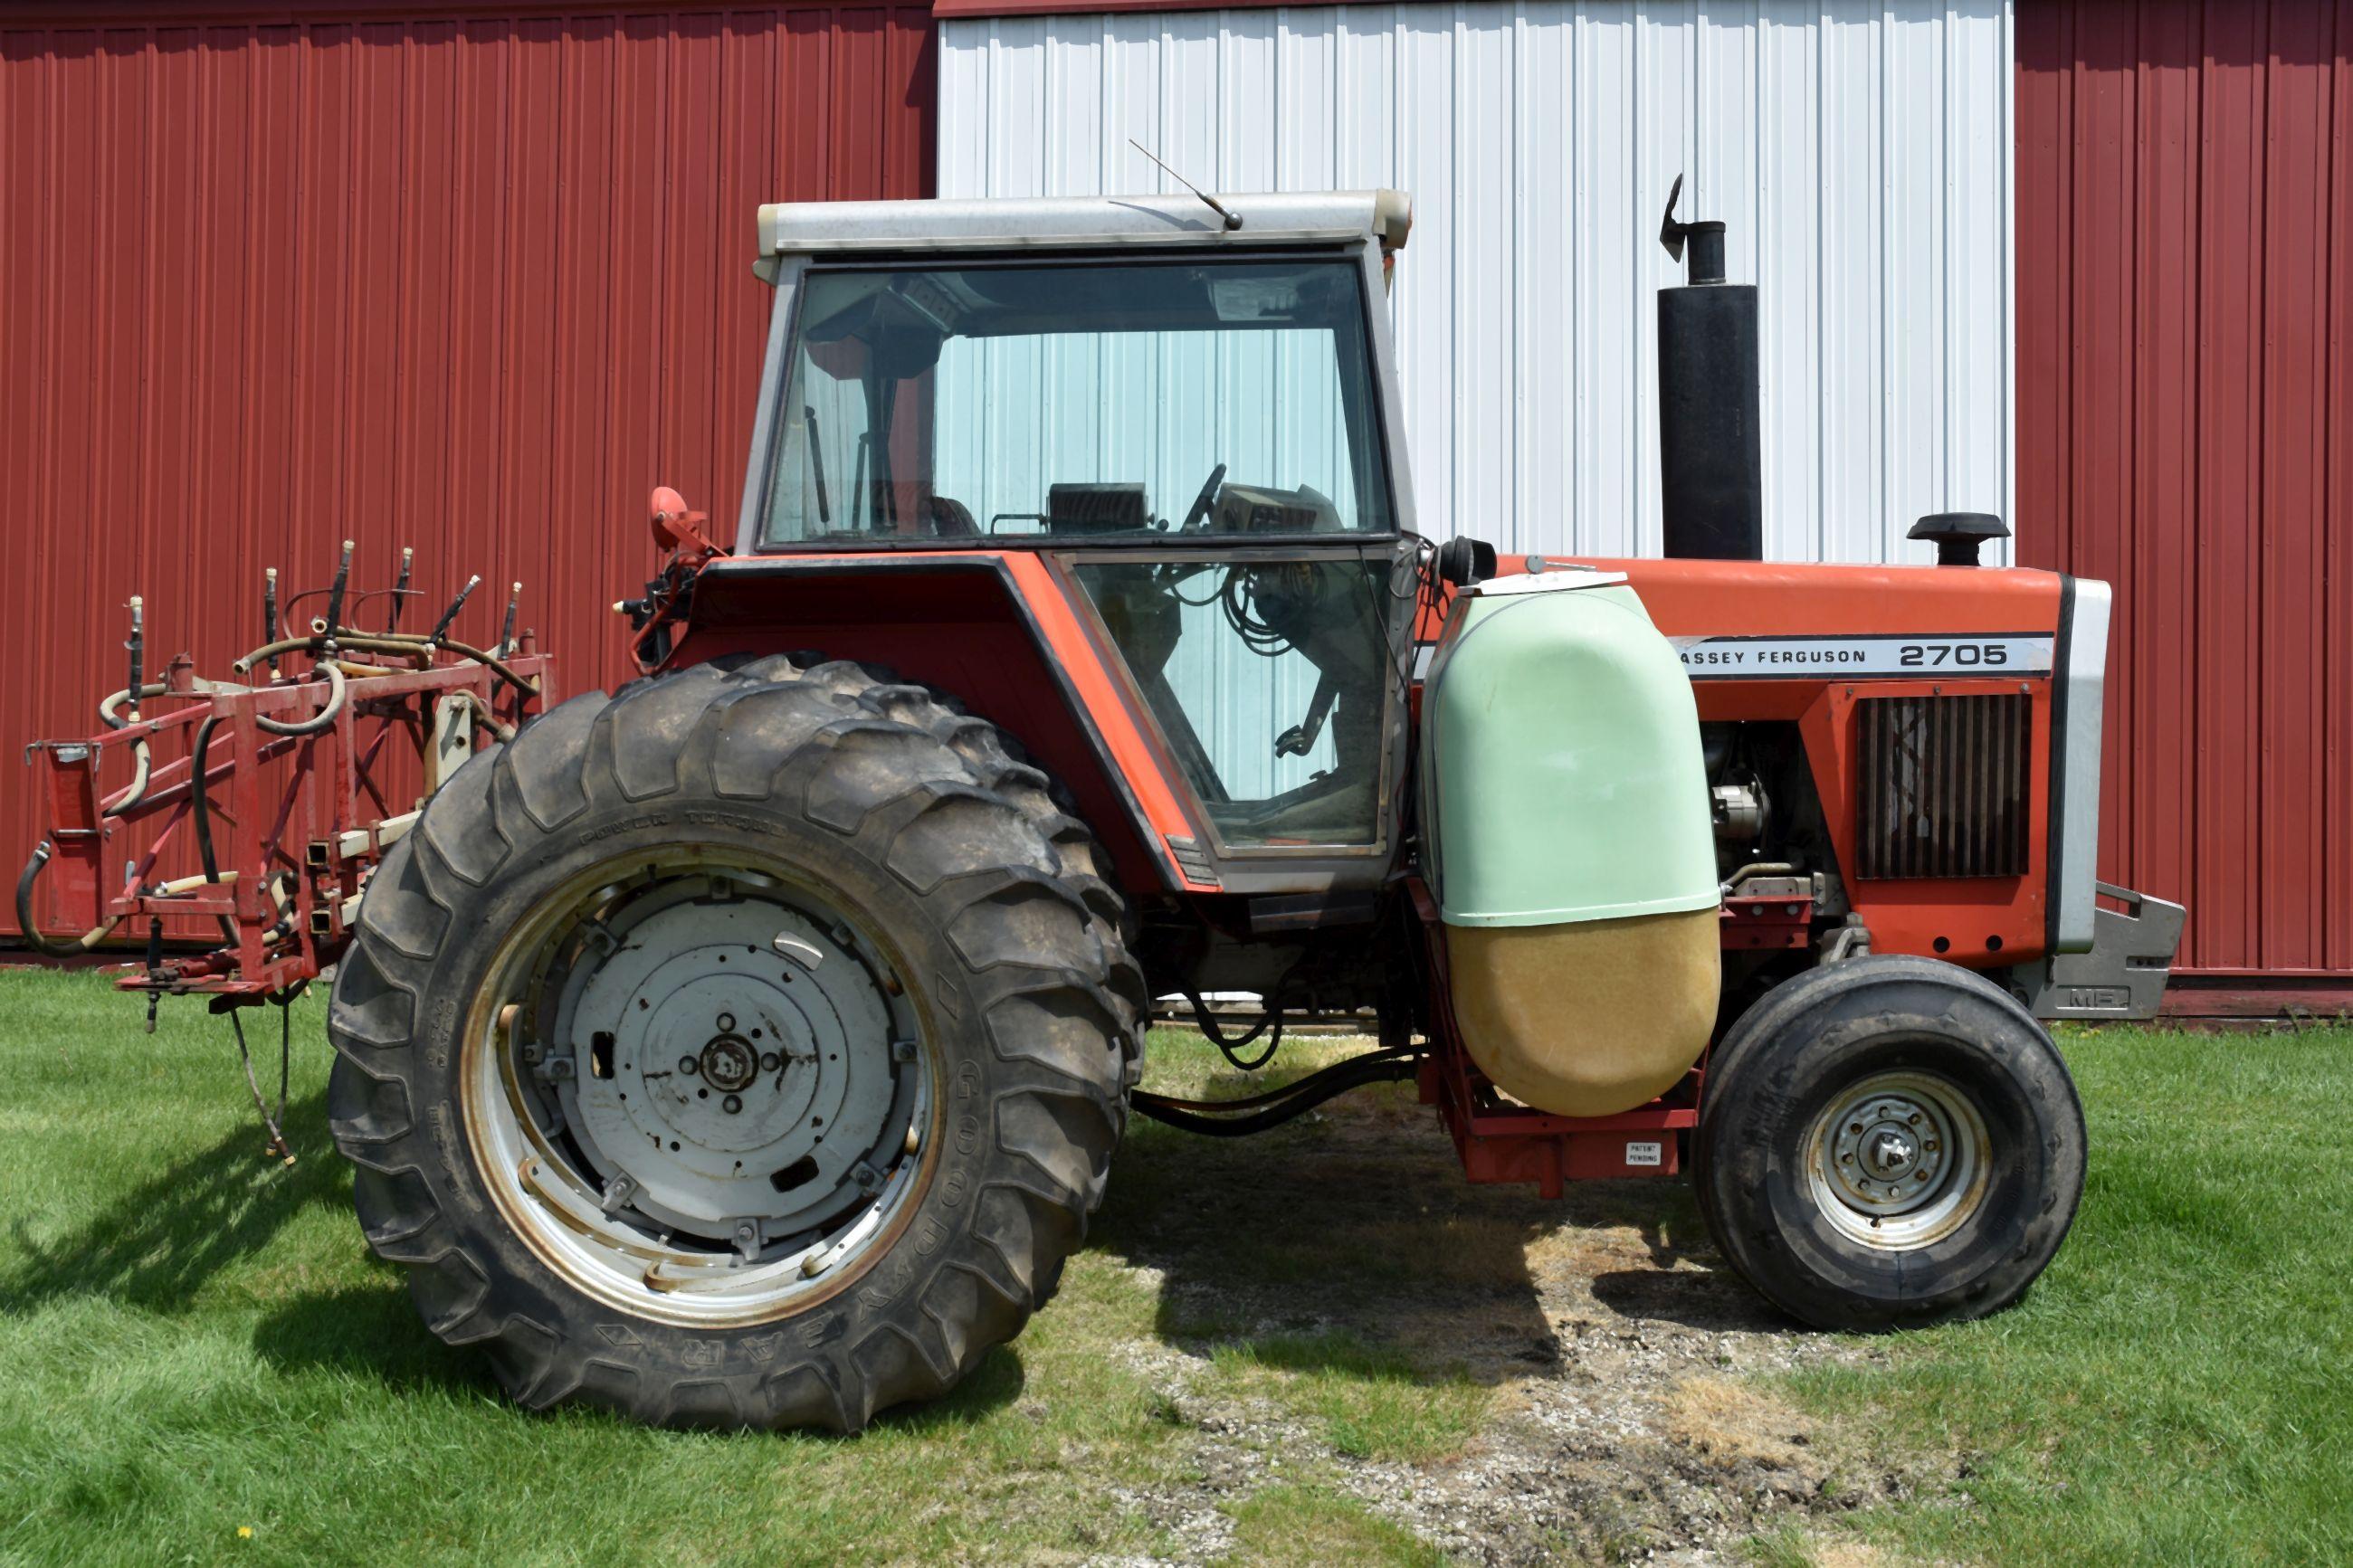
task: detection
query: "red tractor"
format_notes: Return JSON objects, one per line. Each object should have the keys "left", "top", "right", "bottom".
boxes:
{"left": 18, "top": 188, "right": 2181, "bottom": 1430}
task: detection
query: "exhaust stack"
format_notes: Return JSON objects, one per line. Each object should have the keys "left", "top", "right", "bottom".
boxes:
{"left": 1656, "top": 176, "right": 1763, "bottom": 561}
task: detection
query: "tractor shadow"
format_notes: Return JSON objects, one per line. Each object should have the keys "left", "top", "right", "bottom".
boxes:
{"left": 250, "top": 1283, "right": 1028, "bottom": 1433}
{"left": 1, "top": 1087, "right": 347, "bottom": 1315}
{"left": 1090, "top": 1068, "right": 1791, "bottom": 1388}
{"left": 0, "top": 1082, "right": 500, "bottom": 1402}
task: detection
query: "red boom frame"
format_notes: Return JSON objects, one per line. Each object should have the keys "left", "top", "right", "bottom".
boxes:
{"left": 20, "top": 636, "right": 548, "bottom": 1001}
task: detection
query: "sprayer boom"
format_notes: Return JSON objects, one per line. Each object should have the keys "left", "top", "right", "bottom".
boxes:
{"left": 16, "top": 557, "right": 550, "bottom": 1005}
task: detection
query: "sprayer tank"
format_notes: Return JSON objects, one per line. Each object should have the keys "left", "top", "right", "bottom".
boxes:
{"left": 1419, "top": 572, "right": 1721, "bottom": 1117}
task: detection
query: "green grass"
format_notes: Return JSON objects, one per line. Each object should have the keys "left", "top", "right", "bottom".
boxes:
{"left": 0, "top": 972, "right": 1191, "bottom": 1567}
{"left": 4, "top": 967, "right": 2350, "bottom": 1566}
{"left": 0, "top": 973, "right": 1481, "bottom": 1566}
{"left": 1779, "top": 1022, "right": 2353, "bottom": 1567}
{"left": 1224, "top": 1485, "right": 1447, "bottom": 1568}
{"left": 1205, "top": 1332, "right": 1489, "bottom": 1463}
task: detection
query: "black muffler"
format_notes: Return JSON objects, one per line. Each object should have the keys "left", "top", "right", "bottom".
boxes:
{"left": 1656, "top": 176, "right": 1763, "bottom": 561}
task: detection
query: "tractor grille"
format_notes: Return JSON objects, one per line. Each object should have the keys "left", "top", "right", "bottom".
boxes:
{"left": 1854, "top": 694, "right": 2032, "bottom": 879}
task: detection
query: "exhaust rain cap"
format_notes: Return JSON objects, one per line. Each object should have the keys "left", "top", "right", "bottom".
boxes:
{"left": 1658, "top": 174, "right": 1728, "bottom": 285}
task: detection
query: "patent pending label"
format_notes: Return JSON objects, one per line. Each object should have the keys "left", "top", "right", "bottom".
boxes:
{"left": 1668, "top": 633, "right": 2053, "bottom": 679}
{"left": 1624, "top": 1141, "right": 1664, "bottom": 1168}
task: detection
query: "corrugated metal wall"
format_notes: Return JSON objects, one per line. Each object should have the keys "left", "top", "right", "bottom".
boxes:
{"left": 2017, "top": 0, "right": 2353, "bottom": 978}
{"left": 0, "top": 2, "right": 934, "bottom": 936}
{"left": 938, "top": 0, "right": 2016, "bottom": 565}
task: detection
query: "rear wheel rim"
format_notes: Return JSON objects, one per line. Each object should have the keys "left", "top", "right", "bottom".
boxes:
{"left": 1801, "top": 1069, "right": 1991, "bottom": 1251}
{"left": 462, "top": 849, "right": 936, "bottom": 1326}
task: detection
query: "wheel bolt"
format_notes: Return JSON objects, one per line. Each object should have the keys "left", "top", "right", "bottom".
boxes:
{"left": 760, "top": 1051, "right": 781, "bottom": 1072}
{"left": 723, "top": 1094, "right": 742, "bottom": 1114}
{"left": 679, "top": 1056, "right": 699, "bottom": 1075}
{"left": 717, "top": 1012, "right": 736, "bottom": 1032}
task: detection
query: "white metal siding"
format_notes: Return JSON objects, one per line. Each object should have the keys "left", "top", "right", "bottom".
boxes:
{"left": 938, "top": 0, "right": 2015, "bottom": 565}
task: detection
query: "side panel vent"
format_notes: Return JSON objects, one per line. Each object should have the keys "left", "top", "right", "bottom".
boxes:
{"left": 1855, "top": 694, "right": 2032, "bottom": 879}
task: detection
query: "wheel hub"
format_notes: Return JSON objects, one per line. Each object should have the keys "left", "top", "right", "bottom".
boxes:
{"left": 554, "top": 894, "right": 903, "bottom": 1240}
{"left": 1805, "top": 1070, "right": 1991, "bottom": 1250}
{"left": 468, "top": 857, "right": 938, "bottom": 1326}
{"left": 696, "top": 1028, "right": 762, "bottom": 1094}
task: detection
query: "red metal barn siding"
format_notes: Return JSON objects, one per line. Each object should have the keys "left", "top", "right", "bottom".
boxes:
{"left": 2017, "top": 0, "right": 2353, "bottom": 980}
{"left": 0, "top": 4, "right": 935, "bottom": 938}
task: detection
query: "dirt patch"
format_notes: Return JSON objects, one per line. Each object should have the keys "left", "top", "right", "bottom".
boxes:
{"left": 1087, "top": 1049, "right": 1960, "bottom": 1564}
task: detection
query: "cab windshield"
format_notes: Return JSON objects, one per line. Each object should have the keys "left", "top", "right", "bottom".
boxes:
{"left": 757, "top": 257, "right": 1396, "bottom": 546}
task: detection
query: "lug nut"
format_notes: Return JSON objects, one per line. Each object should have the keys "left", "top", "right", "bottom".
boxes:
{"left": 760, "top": 1051, "right": 781, "bottom": 1072}
{"left": 679, "top": 1056, "right": 699, "bottom": 1075}
{"left": 717, "top": 1012, "right": 736, "bottom": 1032}
{"left": 722, "top": 1094, "right": 742, "bottom": 1114}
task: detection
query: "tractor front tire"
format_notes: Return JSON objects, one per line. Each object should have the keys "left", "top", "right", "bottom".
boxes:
{"left": 326, "top": 655, "right": 1144, "bottom": 1429}
{"left": 1691, "top": 955, "right": 2085, "bottom": 1330}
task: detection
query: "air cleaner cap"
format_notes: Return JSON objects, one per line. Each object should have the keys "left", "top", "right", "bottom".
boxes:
{"left": 1908, "top": 511, "right": 2010, "bottom": 567}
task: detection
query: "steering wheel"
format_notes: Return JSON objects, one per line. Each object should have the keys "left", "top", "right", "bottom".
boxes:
{"left": 1178, "top": 462, "right": 1228, "bottom": 533}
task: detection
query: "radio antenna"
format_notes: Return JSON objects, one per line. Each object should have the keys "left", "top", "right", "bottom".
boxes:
{"left": 1129, "top": 138, "right": 1242, "bottom": 231}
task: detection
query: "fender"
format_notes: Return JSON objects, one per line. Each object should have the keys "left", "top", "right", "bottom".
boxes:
{"left": 663, "top": 550, "right": 1211, "bottom": 898}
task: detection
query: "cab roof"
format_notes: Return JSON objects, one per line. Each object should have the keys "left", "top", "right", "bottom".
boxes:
{"left": 754, "top": 190, "right": 1414, "bottom": 263}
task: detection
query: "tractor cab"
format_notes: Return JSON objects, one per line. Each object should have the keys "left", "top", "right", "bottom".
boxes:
{"left": 716, "top": 192, "right": 1424, "bottom": 894}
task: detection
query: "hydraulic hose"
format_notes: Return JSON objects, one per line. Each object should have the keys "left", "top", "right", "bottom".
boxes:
{"left": 14, "top": 842, "right": 121, "bottom": 957}
{"left": 1138, "top": 1047, "right": 1419, "bottom": 1114}
{"left": 233, "top": 630, "right": 539, "bottom": 698}
{"left": 95, "top": 682, "right": 165, "bottom": 818}
{"left": 251, "top": 661, "right": 347, "bottom": 737}
{"left": 1129, "top": 1050, "right": 1421, "bottom": 1137}
{"left": 13, "top": 848, "right": 243, "bottom": 959}
{"left": 1182, "top": 986, "right": 1288, "bottom": 1070}
{"left": 189, "top": 714, "right": 241, "bottom": 945}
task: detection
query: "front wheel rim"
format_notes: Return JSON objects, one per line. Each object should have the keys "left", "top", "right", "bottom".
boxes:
{"left": 1801, "top": 1069, "right": 1992, "bottom": 1251}
{"left": 462, "top": 849, "right": 938, "bottom": 1326}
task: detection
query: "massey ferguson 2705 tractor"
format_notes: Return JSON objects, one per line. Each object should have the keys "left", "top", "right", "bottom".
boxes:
{"left": 18, "top": 186, "right": 2184, "bottom": 1430}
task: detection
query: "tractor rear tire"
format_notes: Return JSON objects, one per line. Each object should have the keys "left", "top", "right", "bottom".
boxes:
{"left": 326, "top": 655, "right": 1145, "bottom": 1429}
{"left": 1691, "top": 955, "right": 2085, "bottom": 1330}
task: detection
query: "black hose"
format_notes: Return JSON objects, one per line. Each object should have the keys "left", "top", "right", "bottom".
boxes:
{"left": 387, "top": 548, "right": 414, "bottom": 633}
{"left": 251, "top": 661, "right": 347, "bottom": 736}
{"left": 189, "top": 714, "right": 240, "bottom": 946}
{"left": 1182, "top": 987, "right": 1286, "bottom": 1070}
{"left": 233, "top": 630, "right": 538, "bottom": 699}
{"left": 1130, "top": 1052, "right": 1421, "bottom": 1137}
{"left": 14, "top": 841, "right": 126, "bottom": 956}
{"left": 14, "top": 844, "right": 82, "bottom": 959}
{"left": 428, "top": 575, "right": 481, "bottom": 644}
{"left": 322, "top": 540, "right": 354, "bottom": 654}
{"left": 1139, "top": 1047, "right": 1417, "bottom": 1114}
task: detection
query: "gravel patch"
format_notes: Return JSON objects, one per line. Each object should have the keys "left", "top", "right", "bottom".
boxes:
{"left": 1085, "top": 1060, "right": 1958, "bottom": 1564}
